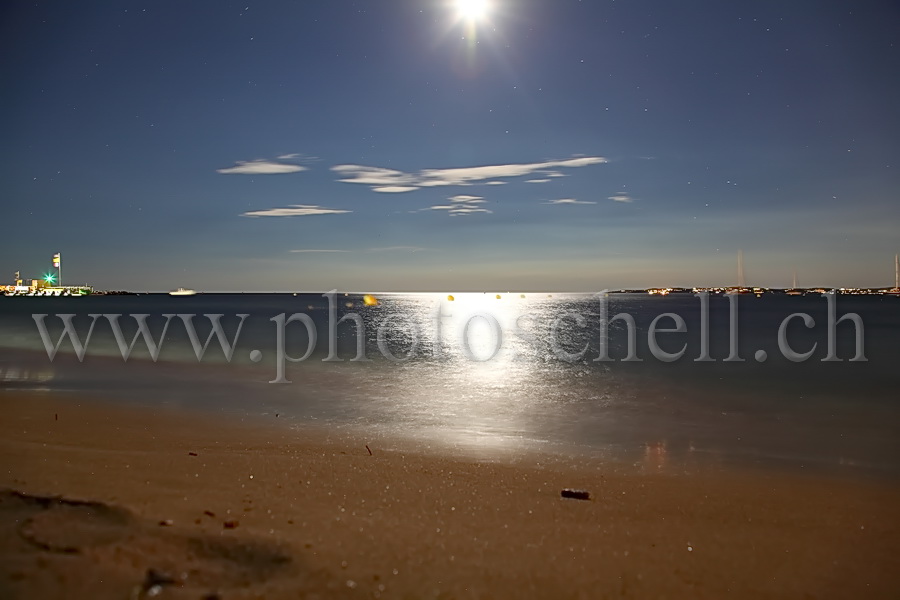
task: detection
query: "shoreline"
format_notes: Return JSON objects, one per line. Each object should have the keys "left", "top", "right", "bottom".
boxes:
{"left": 2, "top": 391, "right": 899, "bottom": 598}
{"left": 3, "top": 376, "right": 899, "bottom": 483}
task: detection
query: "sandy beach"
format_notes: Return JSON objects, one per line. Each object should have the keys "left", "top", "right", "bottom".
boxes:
{"left": 1, "top": 391, "right": 899, "bottom": 599}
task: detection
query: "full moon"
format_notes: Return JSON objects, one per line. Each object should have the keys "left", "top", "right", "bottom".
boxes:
{"left": 455, "top": 0, "right": 489, "bottom": 21}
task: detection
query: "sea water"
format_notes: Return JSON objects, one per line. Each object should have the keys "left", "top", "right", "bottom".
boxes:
{"left": 1, "top": 292, "right": 898, "bottom": 476}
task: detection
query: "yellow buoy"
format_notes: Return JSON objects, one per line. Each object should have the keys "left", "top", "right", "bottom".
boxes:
{"left": 447, "top": 294, "right": 455, "bottom": 301}
{"left": 363, "top": 294, "right": 378, "bottom": 306}
{"left": 495, "top": 294, "right": 501, "bottom": 299}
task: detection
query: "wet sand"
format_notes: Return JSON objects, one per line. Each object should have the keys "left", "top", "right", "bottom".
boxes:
{"left": 1, "top": 392, "right": 899, "bottom": 599}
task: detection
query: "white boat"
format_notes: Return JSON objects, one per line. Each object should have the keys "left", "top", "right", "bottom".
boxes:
{"left": 169, "top": 288, "right": 197, "bottom": 296}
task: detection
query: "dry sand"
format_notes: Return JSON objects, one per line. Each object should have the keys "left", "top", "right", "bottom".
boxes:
{"left": 1, "top": 391, "right": 899, "bottom": 599}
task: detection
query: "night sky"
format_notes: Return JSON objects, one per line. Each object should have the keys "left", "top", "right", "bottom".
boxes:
{"left": 2, "top": 1, "right": 898, "bottom": 292}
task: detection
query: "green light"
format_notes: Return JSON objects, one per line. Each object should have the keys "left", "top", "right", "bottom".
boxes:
{"left": 44, "top": 273, "right": 56, "bottom": 284}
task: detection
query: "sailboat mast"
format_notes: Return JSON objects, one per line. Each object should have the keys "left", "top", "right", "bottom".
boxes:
{"left": 895, "top": 254, "right": 898, "bottom": 289}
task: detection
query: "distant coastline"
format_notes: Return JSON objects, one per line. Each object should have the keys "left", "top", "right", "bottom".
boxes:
{"left": 5, "top": 288, "right": 900, "bottom": 297}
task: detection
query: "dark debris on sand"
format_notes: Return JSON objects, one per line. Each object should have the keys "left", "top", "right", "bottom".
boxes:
{"left": 560, "top": 489, "right": 592, "bottom": 501}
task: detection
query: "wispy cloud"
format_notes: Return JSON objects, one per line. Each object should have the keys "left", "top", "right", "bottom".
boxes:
{"left": 332, "top": 156, "right": 607, "bottom": 192}
{"left": 450, "top": 207, "right": 491, "bottom": 215}
{"left": 485, "top": 181, "right": 508, "bottom": 186}
{"left": 430, "top": 194, "right": 492, "bottom": 216}
{"left": 289, "top": 249, "right": 351, "bottom": 253}
{"left": 241, "top": 204, "right": 351, "bottom": 217}
{"left": 218, "top": 159, "right": 308, "bottom": 175}
{"left": 431, "top": 206, "right": 492, "bottom": 216}
{"left": 546, "top": 198, "right": 597, "bottom": 205}
{"left": 373, "top": 186, "right": 420, "bottom": 193}
{"left": 608, "top": 194, "right": 633, "bottom": 203}
{"left": 331, "top": 165, "right": 413, "bottom": 187}
{"left": 526, "top": 179, "right": 551, "bottom": 184}
{"left": 277, "top": 153, "right": 321, "bottom": 162}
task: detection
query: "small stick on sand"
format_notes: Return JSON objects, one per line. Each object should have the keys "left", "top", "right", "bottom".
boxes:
{"left": 366, "top": 444, "right": 373, "bottom": 456}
